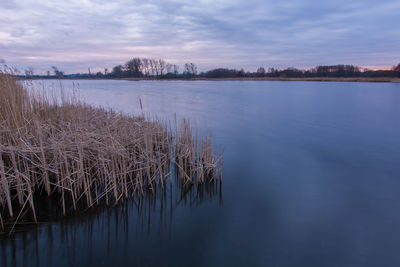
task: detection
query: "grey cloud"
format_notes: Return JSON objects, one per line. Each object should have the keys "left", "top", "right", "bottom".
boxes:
{"left": 10, "top": 28, "right": 27, "bottom": 38}
{"left": 1, "top": 0, "right": 18, "bottom": 10}
{"left": 0, "top": 0, "right": 399, "bottom": 73}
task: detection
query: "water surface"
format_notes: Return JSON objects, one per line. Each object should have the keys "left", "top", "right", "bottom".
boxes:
{"left": 2, "top": 80, "right": 400, "bottom": 266}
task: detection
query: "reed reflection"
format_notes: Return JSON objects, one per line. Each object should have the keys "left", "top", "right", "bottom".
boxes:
{"left": 0, "top": 179, "right": 222, "bottom": 267}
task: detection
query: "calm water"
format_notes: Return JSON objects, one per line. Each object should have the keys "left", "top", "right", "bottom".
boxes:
{"left": 2, "top": 80, "right": 400, "bottom": 266}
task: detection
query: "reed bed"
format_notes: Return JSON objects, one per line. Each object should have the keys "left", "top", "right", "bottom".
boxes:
{"left": 0, "top": 73, "right": 222, "bottom": 233}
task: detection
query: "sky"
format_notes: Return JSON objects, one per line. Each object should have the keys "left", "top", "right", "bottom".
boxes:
{"left": 0, "top": 0, "right": 399, "bottom": 74}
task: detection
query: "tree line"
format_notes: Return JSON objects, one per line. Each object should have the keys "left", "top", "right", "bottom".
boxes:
{"left": 202, "top": 64, "right": 400, "bottom": 78}
{"left": 101, "top": 58, "right": 198, "bottom": 78}
{"left": 20, "top": 59, "right": 400, "bottom": 79}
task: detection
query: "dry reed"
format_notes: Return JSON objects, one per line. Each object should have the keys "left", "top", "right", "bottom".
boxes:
{"left": 0, "top": 72, "right": 222, "bottom": 233}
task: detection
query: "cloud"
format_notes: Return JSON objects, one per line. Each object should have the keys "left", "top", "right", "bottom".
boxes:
{"left": 0, "top": 0, "right": 399, "bottom": 73}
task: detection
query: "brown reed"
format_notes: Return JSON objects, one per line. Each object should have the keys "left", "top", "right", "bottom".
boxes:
{"left": 0, "top": 72, "right": 222, "bottom": 233}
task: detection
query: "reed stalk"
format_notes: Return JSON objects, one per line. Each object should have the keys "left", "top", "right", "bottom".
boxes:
{"left": 0, "top": 73, "right": 222, "bottom": 233}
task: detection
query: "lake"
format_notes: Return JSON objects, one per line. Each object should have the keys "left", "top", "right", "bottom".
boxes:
{"left": 1, "top": 80, "right": 400, "bottom": 266}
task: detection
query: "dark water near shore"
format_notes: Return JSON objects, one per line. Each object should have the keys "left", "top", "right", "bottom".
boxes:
{"left": 2, "top": 80, "right": 400, "bottom": 266}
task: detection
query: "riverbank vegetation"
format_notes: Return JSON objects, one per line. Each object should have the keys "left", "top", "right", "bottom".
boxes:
{"left": 21, "top": 58, "right": 400, "bottom": 80}
{"left": 0, "top": 72, "right": 222, "bottom": 233}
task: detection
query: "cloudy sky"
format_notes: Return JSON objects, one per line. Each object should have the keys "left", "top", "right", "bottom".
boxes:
{"left": 1, "top": 0, "right": 399, "bottom": 74}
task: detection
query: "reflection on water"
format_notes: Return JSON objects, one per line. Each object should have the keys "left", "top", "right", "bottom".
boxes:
{"left": 2, "top": 80, "right": 400, "bottom": 266}
{"left": 0, "top": 180, "right": 222, "bottom": 267}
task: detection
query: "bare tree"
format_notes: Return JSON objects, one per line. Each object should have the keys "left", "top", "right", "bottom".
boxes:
{"left": 25, "top": 66, "right": 34, "bottom": 77}
{"left": 142, "top": 58, "right": 150, "bottom": 76}
{"left": 51, "top": 66, "right": 64, "bottom": 78}
{"left": 166, "top": 63, "right": 173, "bottom": 74}
{"left": 149, "top": 59, "right": 157, "bottom": 76}
{"left": 158, "top": 59, "right": 166, "bottom": 76}
{"left": 184, "top": 63, "right": 197, "bottom": 77}
{"left": 112, "top": 65, "right": 124, "bottom": 77}
{"left": 109, "top": 57, "right": 184, "bottom": 78}
{"left": 125, "top": 58, "right": 142, "bottom": 77}
{"left": 256, "top": 67, "right": 266, "bottom": 77}
{"left": 173, "top": 65, "right": 179, "bottom": 76}
{"left": 394, "top": 63, "right": 400, "bottom": 77}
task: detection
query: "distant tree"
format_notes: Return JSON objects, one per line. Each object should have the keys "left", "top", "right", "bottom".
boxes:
{"left": 112, "top": 65, "right": 124, "bottom": 77}
{"left": 279, "top": 67, "right": 303, "bottom": 78}
{"left": 205, "top": 68, "right": 244, "bottom": 78}
{"left": 173, "top": 65, "right": 179, "bottom": 76}
{"left": 51, "top": 66, "right": 64, "bottom": 78}
{"left": 104, "top": 68, "right": 108, "bottom": 75}
{"left": 315, "top": 65, "right": 360, "bottom": 77}
{"left": 25, "top": 66, "right": 34, "bottom": 77}
{"left": 256, "top": 67, "right": 266, "bottom": 77}
{"left": 142, "top": 58, "right": 150, "bottom": 76}
{"left": 166, "top": 63, "right": 173, "bottom": 74}
{"left": 149, "top": 59, "right": 157, "bottom": 76}
{"left": 394, "top": 63, "right": 400, "bottom": 77}
{"left": 125, "top": 58, "right": 142, "bottom": 77}
{"left": 158, "top": 59, "right": 166, "bottom": 76}
{"left": 184, "top": 63, "right": 197, "bottom": 77}
{"left": 267, "top": 67, "right": 279, "bottom": 77}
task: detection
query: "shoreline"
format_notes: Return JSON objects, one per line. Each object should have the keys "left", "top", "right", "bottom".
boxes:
{"left": 122, "top": 77, "right": 400, "bottom": 83}
{"left": 24, "top": 77, "right": 400, "bottom": 83}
